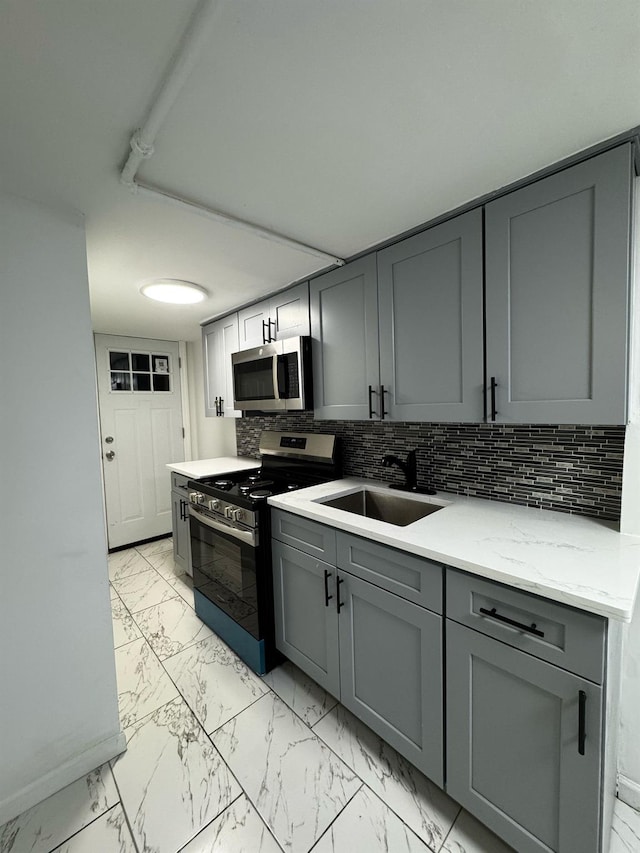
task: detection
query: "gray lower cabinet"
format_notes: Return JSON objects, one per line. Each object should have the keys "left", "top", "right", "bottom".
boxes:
{"left": 202, "top": 313, "right": 240, "bottom": 417}
{"left": 272, "top": 539, "right": 340, "bottom": 696}
{"left": 338, "top": 571, "right": 443, "bottom": 785}
{"left": 377, "top": 208, "right": 484, "bottom": 422}
{"left": 170, "top": 473, "right": 191, "bottom": 574}
{"left": 446, "top": 620, "right": 603, "bottom": 853}
{"left": 485, "top": 143, "right": 632, "bottom": 424}
{"left": 271, "top": 513, "right": 444, "bottom": 783}
{"left": 272, "top": 511, "right": 618, "bottom": 852}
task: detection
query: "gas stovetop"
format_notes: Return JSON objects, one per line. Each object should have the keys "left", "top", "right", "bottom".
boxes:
{"left": 187, "top": 431, "right": 340, "bottom": 522}
{"left": 194, "top": 468, "right": 303, "bottom": 506}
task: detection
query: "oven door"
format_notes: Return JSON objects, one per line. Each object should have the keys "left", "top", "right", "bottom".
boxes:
{"left": 189, "top": 506, "right": 261, "bottom": 639}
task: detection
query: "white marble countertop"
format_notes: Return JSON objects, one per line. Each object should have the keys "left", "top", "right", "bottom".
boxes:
{"left": 166, "top": 456, "right": 260, "bottom": 479}
{"left": 269, "top": 478, "right": 640, "bottom": 622}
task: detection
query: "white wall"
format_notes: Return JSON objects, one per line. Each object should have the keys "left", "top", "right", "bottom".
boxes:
{"left": 0, "top": 193, "right": 124, "bottom": 824}
{"left": 186, "top": 339, "right": 238, "bottom": 459}
{"left": 618, "top": 176, "right": 640, "bottom": 808}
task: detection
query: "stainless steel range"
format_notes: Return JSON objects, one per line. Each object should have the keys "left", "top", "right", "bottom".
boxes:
{"left": 187, "top": 431, "right": 340, "bottom": 674}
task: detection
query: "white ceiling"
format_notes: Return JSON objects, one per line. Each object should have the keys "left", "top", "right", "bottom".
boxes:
{"left": 1, "top": 0, "right": 639, "bottom": 343}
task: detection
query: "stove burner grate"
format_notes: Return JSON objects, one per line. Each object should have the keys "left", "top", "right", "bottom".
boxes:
{"left": 249, "top": 489, "right": 273, "bottom": 499}
{"left": 214, "top": 479, "right": 234, "bottom": 489}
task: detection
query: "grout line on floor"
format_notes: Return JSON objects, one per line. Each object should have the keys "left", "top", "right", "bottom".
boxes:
{"left": 107, "top": 772, "right": 141, "bottom": 853}
{"left": 306, "top": 781, "right": 364, "bottom": 852}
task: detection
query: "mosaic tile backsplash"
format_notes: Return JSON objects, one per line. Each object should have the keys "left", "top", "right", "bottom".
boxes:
{"left": 236, "top": 413, "right": 625, "bottom": 521}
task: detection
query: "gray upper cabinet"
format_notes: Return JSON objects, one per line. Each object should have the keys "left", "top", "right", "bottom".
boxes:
{"left": 485, "top": 143, "right": 632, "bottom": 424}
{"left": 378, "top": 209, "right": 484, "bottom": 422}
{"left": 238, "top": 282, "right": 310, "bottom": 349}
{"left": 202, "top": 313, "right": 241, "bottom": 418}
{"left": 310, "top": 256, "right": 380, "bottom": 420}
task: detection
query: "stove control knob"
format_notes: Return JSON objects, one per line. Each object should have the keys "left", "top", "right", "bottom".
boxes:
{"left": 208, "top": 499, "right": 220, "bottom": 511}
{"left": 233, "top": 509, "right": 245, "bottom": 522}
{"left": 224, "top": 506, "right": 234, "bottom": 519}
{"left": 189, "top": 492, "right": 203, "bottom": 504}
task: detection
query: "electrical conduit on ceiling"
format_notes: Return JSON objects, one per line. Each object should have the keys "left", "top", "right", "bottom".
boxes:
{"left": 120, "top": 0, "right": 344, "bottom": 268}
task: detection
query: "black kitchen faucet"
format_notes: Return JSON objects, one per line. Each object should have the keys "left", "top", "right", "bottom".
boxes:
{"left": 381, "top": 449, "right": 436, "bottom": 495}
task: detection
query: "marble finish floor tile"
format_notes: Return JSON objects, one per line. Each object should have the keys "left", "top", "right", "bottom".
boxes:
{"left": 108, "top": 548, "right": 152, "bottom": 582}
{"left": 111, "top": 596, "right": 142, "bottom": 649}
{"left": 165, "top": 569, "right": 194, "bottom": 605}
{"left": 314, "top": 704, "right": 459, "bottom": 851}
{"left": 180, "top": 794, "right": 283, "bottom": 853}
{"left": 109, "top": 583, "right": 120, "bottom": 600}
{"left": 610, "top": 799, "right": 640, "bottom": 853}
{"left": 0, "top": 764, "right": 117, "bottom": 853}
{"left": 112, "top": 698, "right": 241, "bottom": 853}
{"left": 163, "top": 633, "right": 268, "bottom": 733}
{"left": 111, "top": 567, "right": 177, "bottom": 613}
{"left": 51, "top": 804, "right": 136, "bottom": 853}
{"left": 134, "top": 595, "right": 214, "bottom": 660}
{"left": 440, "top": 809, "right": 515, "bottom": 853}
{"left": 313, "top": 786, "right": 432, "bottom": 853}
{"left": 114, "top": 636, "right": 179, "bottom": 727}
{"left": 135, "top": 536, "right": 173, "bottom": 558}
{"left": 144, "top": 547, "right": 183, "bottom": 579}
{"left": 263, "top": 660, "right": 338, "bottom": 727}
{"left": 212, "top": 692, "right": 361, "bottom": 853}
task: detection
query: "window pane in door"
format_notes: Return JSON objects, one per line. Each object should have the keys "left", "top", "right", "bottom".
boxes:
{"left": 111, "top": 372, "right": 131, "bottom": 391}
{"left": 133, "top": 373, "right": 151, "bottom": 391}
{"left": 153, "top": 374, "right": 170, "bottom": 392}
{"left": 132, "top": 353, "right": 150, "bottom": 371}
{"left": 110, "top": 352, "right": 130, "bottom": 371}
{"left": 152, "top": 355, "right": 170, "bottom": 374}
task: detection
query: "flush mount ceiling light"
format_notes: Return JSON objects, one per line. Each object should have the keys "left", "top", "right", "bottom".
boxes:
{"left": 140, "top": 279, "right": 208, "bottom": 304}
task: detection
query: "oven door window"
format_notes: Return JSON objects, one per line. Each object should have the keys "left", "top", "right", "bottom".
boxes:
{"left": 234, "top": 357, "right": 276, "bottom": 403}
{"left": 190, "top": 518, "right": 259, "bottom": 638}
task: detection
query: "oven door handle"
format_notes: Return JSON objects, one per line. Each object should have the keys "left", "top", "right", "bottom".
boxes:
{"left": 189, "top": 506, "right": 257, "bottom": 547}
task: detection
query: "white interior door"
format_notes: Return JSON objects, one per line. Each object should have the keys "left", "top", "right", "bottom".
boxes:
{"left": 95, "top": 334, "right": 185, "bottom": 549}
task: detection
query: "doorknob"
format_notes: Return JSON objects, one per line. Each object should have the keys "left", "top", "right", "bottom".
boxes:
{"left": 105, "top": 450, "right": 115, "bottom": 461}
{"left": 105, "top": 436, "right": 114, "bottom": 444}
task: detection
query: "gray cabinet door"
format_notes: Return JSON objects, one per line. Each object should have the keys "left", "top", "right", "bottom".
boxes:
{"left": 271, "top": 282, "right": 310, "bottom": 339}
{"left": 339, "top": 572, "right": 443, "bottom": 786}
{"left": 202, "top": 314, "right": 240, "bottom": 418}
{"left": 171, "top": 490, "right": 189, "bottom": 573}
{"left": 238, "top": 283, "right": 310, "bottom": 349}
{"left": 272, "top": 540, "right": 340, "bottom": 696}
{"left": 485, "top": 144, "right": 632, "bottom": 424}
{"left": 310, "top": 256, "right": 380, "bottom": 420}
{"left": 447, "top": 620, "right": 603, "bottom": 853}
{"left": 378, "top": 209, "right": 484, "bottom": 422}
{"left": 238, "top": 299, "right": 270, "bottom": 349}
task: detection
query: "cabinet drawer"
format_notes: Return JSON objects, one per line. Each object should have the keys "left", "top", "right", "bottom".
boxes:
{"left": 446, "top": 569, "right": 605, "bottom": 683}
{"left": 337, "top": 533, "right": 442, "bottom": 613}
{"left": 171, "top": 472, "right": 191, "bottom": 492}
{"left": 271, "top": 509, "right": 337, "bottom": 564}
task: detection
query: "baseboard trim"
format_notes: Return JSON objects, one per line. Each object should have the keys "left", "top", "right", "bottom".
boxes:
{"left": 0, "top": 730, "right": 127, "bottom": 826}
{"left": 618, "top": 773, "right": 640, "bottom": 810}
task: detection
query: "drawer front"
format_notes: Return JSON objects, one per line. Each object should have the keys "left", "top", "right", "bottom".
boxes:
{"left": 337, "top": 533, "right": 442, "bottom": 613}
{"left": 446, "top": 569, "right": 605, "bottom": 683}
{"left": 171, "top": 472, "right": 191, "bottom": 493}
{"left": 271, "top": 509, "right": 337, "bottom": 564}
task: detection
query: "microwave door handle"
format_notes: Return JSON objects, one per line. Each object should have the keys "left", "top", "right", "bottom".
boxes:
{"left": 276, "top": 355, "right": 287, "bottom": 398}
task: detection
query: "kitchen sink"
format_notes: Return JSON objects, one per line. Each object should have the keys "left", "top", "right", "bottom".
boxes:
{"left": 320, "top": 489, "right": 444, "bottom": 526}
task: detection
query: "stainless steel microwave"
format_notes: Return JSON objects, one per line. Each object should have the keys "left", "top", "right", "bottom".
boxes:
{"left": 232, "top": 336, "right": 312, "bottom": 411}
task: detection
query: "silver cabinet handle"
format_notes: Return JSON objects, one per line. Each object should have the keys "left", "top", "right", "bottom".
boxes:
{"left": 105, "top": 450, "right": 115, "bottom": 460}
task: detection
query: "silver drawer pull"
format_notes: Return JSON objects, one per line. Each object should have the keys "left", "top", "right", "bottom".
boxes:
{"left": 479, "top": 606, "right": 545, "bottom": 638}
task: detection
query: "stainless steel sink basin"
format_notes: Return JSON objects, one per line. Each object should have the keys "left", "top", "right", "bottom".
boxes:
{"left": 320, "top": 489, "right": 443, "bottom": 526}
